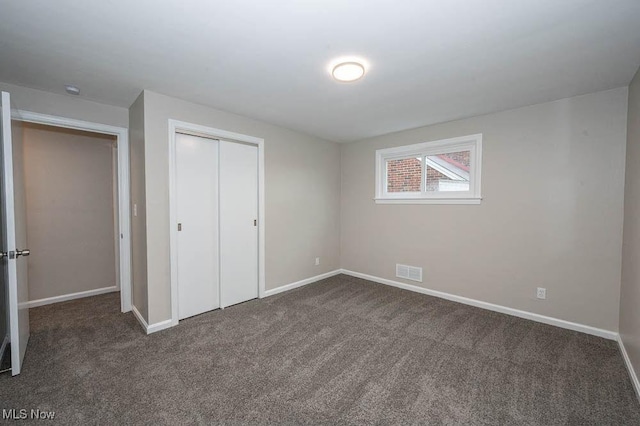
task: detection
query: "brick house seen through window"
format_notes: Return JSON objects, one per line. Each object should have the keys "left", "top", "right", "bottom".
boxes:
{"left": 387, "top": 151, "right": 471, "bottom": 193}
{"left": 375, "top": 134, "right": 482, "bottom": 204}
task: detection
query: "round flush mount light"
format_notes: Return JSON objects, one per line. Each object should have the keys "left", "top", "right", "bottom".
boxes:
{"left": 65, "top": 85, "right": 80, "bottom": 95}
{"left": 331, "top": 61, "right": 366, "bottom": 82}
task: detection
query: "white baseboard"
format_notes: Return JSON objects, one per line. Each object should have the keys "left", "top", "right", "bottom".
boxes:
{"left": 340, "top": 269, "right": 618, "bottom": 340}
{"left": 618, "top": 335, "right": 640, "bottom": 402}
{"left": 0, "top": 334, "right": 8, "bottom": 362}
{"left": 22, "top": 286, "right": 119, "bottom": 308}
{"left": 147, "top": 319, "right": 173, "bottom": 334}
{"left": 131, "top": 305, "right": 174, "bottom": 335}
{"left": 263, "top": 269, "right": 342, "bottom": 297}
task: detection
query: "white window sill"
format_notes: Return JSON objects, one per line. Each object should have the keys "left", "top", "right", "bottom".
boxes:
{"left": 374, "top": 197, "right": 482, "bottom": 205}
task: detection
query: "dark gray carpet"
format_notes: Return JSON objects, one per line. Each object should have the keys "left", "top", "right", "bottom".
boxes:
{"left": 1, "top": 274, "right": 639, "bottom": 425}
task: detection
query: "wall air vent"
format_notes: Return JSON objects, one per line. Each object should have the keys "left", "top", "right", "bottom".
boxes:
{"left": 396, "top": 264, "right": 423, "bottom": 282}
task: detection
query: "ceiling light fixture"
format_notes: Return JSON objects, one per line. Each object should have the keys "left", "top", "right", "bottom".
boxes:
{"left": 65, "top": 85, "right": 80, "bottom": 95}
{"left": 332, "top": 61, "right": 366, "bottom": 82}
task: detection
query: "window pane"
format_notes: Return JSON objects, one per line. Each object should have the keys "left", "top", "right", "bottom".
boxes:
{"left": 386, "top": 157, "right": 422, "bottom": 192}
{"left": 425, "top": 151, "right": 470, "bottom": 192}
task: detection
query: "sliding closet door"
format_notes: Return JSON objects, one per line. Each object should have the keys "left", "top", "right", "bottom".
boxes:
{"left": 219, "top": 141, "right": 258, "bottom": 308}
{"left": 175, "top": 133, "right": 219, "bottom": 319}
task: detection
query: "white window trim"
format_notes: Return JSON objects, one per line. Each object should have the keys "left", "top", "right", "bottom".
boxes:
{"left": 374, "top": 134, "right": 482, "bottom": 205}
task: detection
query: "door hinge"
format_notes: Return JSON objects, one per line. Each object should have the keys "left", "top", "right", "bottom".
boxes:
{"left": 178, "top": 223, "right": 182, "bottom": 231}
{"left": 254, "top": 219, "right": 257, "bottom": 226}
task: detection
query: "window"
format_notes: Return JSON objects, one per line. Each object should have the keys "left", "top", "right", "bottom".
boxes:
{"left": 375, "top": 134, "right": 482, "bottom": 204}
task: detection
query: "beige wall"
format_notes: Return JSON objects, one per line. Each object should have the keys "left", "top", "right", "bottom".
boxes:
{"left": 129, "top": 93, "right": 148, "bottom": 321}
{"left": 140, "top": 91, "right": 341, "bottom": 324}
{"left": 341, "top": 88, "right": 628, "bottom": 331}
{"left": 620, "top": 68, "right": 640, "bottom": 377}
{"left": 0, "top": 82, "right": 128, "bottom": 128}
{"left": 23, "top": 123, "right": 117, "bottom": 301}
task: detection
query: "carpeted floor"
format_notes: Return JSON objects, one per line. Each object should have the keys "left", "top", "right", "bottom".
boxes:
{"left": 1, "top": 274, "right": 639, "bottom": 425}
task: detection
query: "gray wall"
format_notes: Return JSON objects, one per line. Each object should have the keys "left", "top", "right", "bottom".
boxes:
{"left": 341, "top": 88, "right": 628, "bottom": 331}
{"left": 23, "top": 123, "right": 117, "bottom": 301}
{"left": 129, "top": 93, "right": 148, "bottom": 322}
{"left": 620, "top": 68, "right": 640, "bottom": 379}
{"left": 139, "top": 91, "right": 341, "bottom": 324}
{"left": 0, "top": 82, "right": 128, "bottom": 128}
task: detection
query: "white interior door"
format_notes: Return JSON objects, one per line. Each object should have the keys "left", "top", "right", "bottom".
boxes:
{"left": 0, "top": 91, "right": 30, "bottom": 376}
{"left": 219, "top": 140, "right": 258, "bottom": 308}
{"left": 176, "top": 133, "right": 219, "bottom": 319}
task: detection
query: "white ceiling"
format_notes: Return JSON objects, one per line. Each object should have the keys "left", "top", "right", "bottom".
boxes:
{"left": 1, "top": 0, "right": 640, "bottom": 142}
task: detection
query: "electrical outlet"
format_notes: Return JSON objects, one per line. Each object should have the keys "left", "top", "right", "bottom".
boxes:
{"left": 536, "top": 287, "right": 546, "bottom": 300}
{"left": 315, "top": 257, "right": 320, "bottom": 266}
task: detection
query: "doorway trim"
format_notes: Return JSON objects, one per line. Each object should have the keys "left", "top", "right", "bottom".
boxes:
{"left": 168, "top": 119, "right": 265, "bottom": 326}
{"left": 12, "top": 110, "right": 132, "bottom": 313}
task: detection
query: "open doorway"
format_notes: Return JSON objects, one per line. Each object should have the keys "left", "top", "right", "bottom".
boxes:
{"left": 12, "top": 111, "right": 132, "bottom": 320}
{"left": 22, "top": 123, "right": 120, "bottom": 307}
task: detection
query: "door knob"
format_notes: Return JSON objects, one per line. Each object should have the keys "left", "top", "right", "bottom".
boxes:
{"left": 15, "top": 249, "right": 30, "bottom": 257}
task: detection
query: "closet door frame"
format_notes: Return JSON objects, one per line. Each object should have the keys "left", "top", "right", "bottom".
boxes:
{"left": 168, "top": 119, "right": 265, "bottom": 327}
{"left": 13, "top": 109, "right": 132, "bottom": 315}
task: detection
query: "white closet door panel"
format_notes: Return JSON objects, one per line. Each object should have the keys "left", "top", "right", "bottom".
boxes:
{"left": 219, "top": 141, "right": 258, "bottom": 308}
{"left": 176, "top": 133, "right": 219, "bottom": 319}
